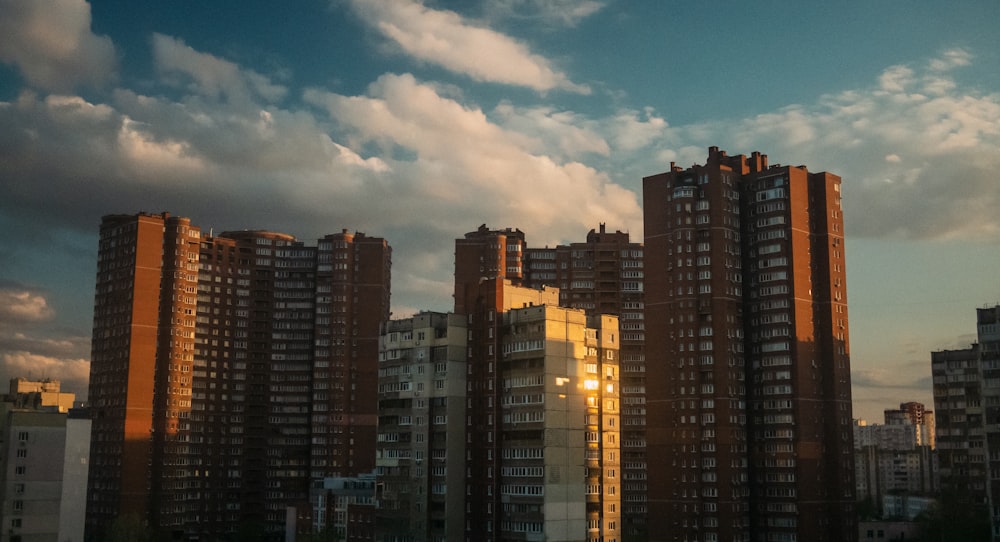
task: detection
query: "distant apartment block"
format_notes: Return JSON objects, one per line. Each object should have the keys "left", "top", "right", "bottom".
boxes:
{"left": 885, "top": 402, "right": 935, "bottom": 448}
{"left": 933, "top": 305, "right": 1000, "bottom": 540}
{"left": 86, "top": 212, "right": 390, "bottom": 541}
{"left": 932, "top": 347, "right": 984, "bottom": 494}
{"left": 310, "top": 474, "right": 376, "bottom": 540}
{"left": 853, "top": 403, "right": 936, "bottom": 517}
{"left": 0, "top": 379, "right": 89, "bottom": 542}
{"left": 643, "top": 147, "right": 856, "bottom": 542}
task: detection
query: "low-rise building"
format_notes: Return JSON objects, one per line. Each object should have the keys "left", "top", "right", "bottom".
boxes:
{"left": 0, "top": 380, "right": 89, "bottom": 542}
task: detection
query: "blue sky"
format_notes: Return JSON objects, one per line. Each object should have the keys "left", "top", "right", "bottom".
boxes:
{"left": 1, "top": 0, "right": 999, "bottom": 422}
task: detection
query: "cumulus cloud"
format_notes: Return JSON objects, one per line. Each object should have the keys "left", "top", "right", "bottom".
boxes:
{"left": 303, "top": 73, "right": 639, "bottom": 232}
{"left": 607, "top": 107, "right": 669, "bottom": 151}
{"left": 0, "top": 0, "right": 116, "bottom": 92}
{"left": 0, "top": 287, "right": 55, "bottom": 323}
{"left": 152, "top": 34, "right": 287, "bottom": 104}
{"left": 1, "top": 31, "right": 638, "bottom": 312}
{"left": 653, "top": 48, "right": 1000, "bottom": 242}
{"left": 488, "top": 103, "right": 669, "bottom": 161}
{"left": 928, "top": 48, "right": 971, "bottom": 72}
{"left": 492, "top": 102, "right": 610, "bottom": 158}
{"left": 347, "top": 0, "right": 589, "bottom": 93}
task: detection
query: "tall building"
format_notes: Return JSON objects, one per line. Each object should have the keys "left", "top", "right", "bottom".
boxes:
{"left": 643, "top": 147, "right": 856, "bottom": 542}
{"left": 88, "top": 212, "right": 198, "bottom": 534}
{"left": 451, "top": 270, "right": 622, "bottom": 542}
{"left": 977, "top": 306, "right": 1000, "bottom": 541}
{"left": 523, "top": 225, "right": 647, "bottom": 539}
{"left": 932, "top": 305, "right": 1000, "bottom": 540}
{"left": 457, "top": 224, "right": 648, "bottom": 539}
{"left": 0, "top": 379, "right": 89, "bottom": 542}
{"left": 375, "top": 312, "right": 468, "bottom": 542}
{"left": 87, "top": 212, "right": 390, "bottom": 540}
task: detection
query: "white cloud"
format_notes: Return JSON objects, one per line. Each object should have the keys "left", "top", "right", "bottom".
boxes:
{"left": 3, "top": 30, "right": 636, "bottom": 311}
{"left": 928, "top": 48, "right": 971, "bottom": 72}
{"left": 0, "top": 289, "right": 54, "bottom": 323}
{"left": 483, "top": 0, "right": 605, "bottom": 26}
{"left": 117, "top": 117, "right": 208, "bottom": 177}
{"left": 152, "top": 34, "right": 287, "bottom": 104}
{"left": 0, "top": 0, "right": 116, "bottom": 92}
{"left": 492, "top": 102, "right": 610, "bottom": 158}
{"left": 877, "top": 65, "right": 914, "bottom": 94}
{"left": 650, "top": 49, "right": 1000, "bottom": 242}
{"left": 303, "top": 73, "right": 639, "bottom": 233}
{"left": 608, "top": 107, "right": 669, "bottom": 151}
{"left": 347, "top": 0, "right": 589, "bottom": 93}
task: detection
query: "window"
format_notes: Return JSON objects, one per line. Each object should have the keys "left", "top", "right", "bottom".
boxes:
{"left": 15, "top": 466, "right": 26, "bottom": 476}
{"left": 18, "top": 431, "right": 28, "bottom": 442}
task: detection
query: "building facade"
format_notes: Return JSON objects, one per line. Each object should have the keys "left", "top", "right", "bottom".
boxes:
{"left": 643, "top": 147, "right": 856, "bottom": 542}
{"left": 522, "top": 225, "right": 647, "bottom": 539}
{"left": 375, "top": 312, "right": 468, "bottom": 542}
{"left": 853, "top": 404, "right": 936, "bottom": 517}
{"left": 884, "top": 402, "right": 935, "bottom": 450}
{"left": 932, "top": 346, "right": 985, "bottom": 504}
{"left": 87, "top": 212, "right": 390, "bottom": 540}
{"left": 310, "top": 474, "right": 377, "bottom": 540}
{"left": 0, "top": 380, "right": 89, "bottom": 542}
{"left": 452, "top": 269, "right": 623, "bottom": 542}
{"left": 932, "top": 305, "right": 1000, "bottom": 540}
{"left": 457, "top": 224, "right": 647, "bottom": 539}
{"left": 978, "top": 306, "right": 1000, "bottom": 541}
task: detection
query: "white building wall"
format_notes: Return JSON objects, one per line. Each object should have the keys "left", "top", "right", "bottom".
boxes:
{"left": 2, "top": 413, "right": 66, "bottom": 542}
{"left": 58, "top": 416, "right": 90, "bottom": 542}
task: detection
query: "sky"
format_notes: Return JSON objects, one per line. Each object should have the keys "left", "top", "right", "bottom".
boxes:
{"left": 1, "top": 0, "right": 999, "bottom": 423}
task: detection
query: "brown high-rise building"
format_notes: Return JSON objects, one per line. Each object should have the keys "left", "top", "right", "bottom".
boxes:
{"left": 88, "top": 212, "right": 200, "bottom": 534}
{"left": 453, "top": 224, "right": 527, "bottom": 314}
{"left": 643, "top": 147, "right": 855, "bottom": 542}
{"left": 86, "top": 212, "right": 390, "bottom": 540}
